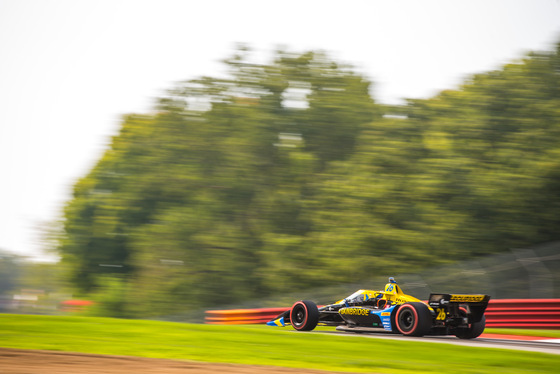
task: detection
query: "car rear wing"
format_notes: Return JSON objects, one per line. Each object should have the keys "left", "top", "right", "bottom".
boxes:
{"left": 428, "top": 293, "right": 491, "bottom": 322}
{"left": 429, "top": 294, "right": 490, "bottom": 305}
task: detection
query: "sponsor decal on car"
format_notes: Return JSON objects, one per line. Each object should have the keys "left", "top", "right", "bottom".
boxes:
{"left": 449, "top": 295, "right": 485, "bottom": 302}
{"left": 396, "top": 297, "right": 410, "bottom": 303}
{"left": 340, "top": 308, "right": 371, "bottom": 316}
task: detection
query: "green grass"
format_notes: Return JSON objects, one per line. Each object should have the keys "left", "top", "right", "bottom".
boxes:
{"left": 1, "top": 314, "right": 559, "bottom": 373}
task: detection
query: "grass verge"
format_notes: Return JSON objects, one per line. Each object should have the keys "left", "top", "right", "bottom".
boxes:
{"left": 1, "top": 314, "right": 559, "bottom": 373}
{"left": 485, "top": 328, "right": 560, "bottom": 338}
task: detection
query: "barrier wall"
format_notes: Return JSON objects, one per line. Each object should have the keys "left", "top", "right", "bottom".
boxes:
{"left": 205, "top": 299, "right": 560, "bottom": 328}
{"left": 205, "top": 307, "right": 288, "bottom": 325}
{"left": 485, "top": 299, "right": 560, "bottom": 328}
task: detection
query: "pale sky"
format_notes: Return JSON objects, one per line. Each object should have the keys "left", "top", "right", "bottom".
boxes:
{"left": 1, "top": 0, "right": 559, "bottom": 261}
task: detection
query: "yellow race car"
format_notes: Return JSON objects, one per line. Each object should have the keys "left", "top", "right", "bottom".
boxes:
{"left": 267, "top": 277, "right": 490, "bottom": 339}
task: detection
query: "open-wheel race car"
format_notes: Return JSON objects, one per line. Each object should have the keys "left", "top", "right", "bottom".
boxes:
{"left": 267, "top": 278, "right": 490, "bottom": 339}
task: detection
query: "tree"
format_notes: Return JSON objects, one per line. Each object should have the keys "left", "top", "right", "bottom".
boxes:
{"left": 59, "top": 41, "right": 560, "bottom": 316}
{"left": 58, "top": 47, "right": 379, "bottom": 316}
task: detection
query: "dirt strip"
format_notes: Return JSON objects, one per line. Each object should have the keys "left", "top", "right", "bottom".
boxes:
{"left": 0, "top": 348, "right": 354, "bottom": 374}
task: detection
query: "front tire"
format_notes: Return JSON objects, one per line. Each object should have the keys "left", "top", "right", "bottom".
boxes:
{"left": 395, "top": 302, "right": 432, "bottom": 337}
{"left": 290, "top": 300, "right": 319, "bottom": 331}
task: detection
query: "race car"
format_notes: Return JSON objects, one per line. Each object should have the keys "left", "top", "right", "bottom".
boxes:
{"left": 267, "top": 277, "right": 490, "bottom": 339}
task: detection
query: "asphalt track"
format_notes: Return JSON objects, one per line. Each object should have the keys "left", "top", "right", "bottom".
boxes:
{"left": 315, "top": 328, "right": 560, "bottom": 355}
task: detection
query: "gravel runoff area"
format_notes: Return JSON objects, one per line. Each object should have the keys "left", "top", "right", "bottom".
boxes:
{"left": 0, "top": 348, "right": 351, "bottom": 374}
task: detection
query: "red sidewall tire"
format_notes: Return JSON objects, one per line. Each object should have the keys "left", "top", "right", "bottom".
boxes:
{"left": 290, "top": 301, "right": 308, "bottom": 330}
{"left": 290, "top": 300, "right": 319, "bottom": 331}
{"left": 395, "top": 302, "right": 431, "bottom": 337}
{"left": 395, "top": 304, "right": 419, "bottom": 335}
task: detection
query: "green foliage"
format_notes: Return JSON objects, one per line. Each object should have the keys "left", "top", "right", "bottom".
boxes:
{"left": 58, "top": 43, "right": 560, "bottom": 316}
{"left": 2, "top": 314, "right": 559, "bottom": 373}
{"left": 0, "top": 251, "right": 21, "bottom": 295}
{"left": 85, "top": 275, "right": 131, "bottom": 318}
{"left": 0, "top": 251, "right": 66, "bottom": 297}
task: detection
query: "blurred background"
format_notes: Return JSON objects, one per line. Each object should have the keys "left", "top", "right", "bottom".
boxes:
{"left": 1, "top": 1, "right": 560, "bottom": 320}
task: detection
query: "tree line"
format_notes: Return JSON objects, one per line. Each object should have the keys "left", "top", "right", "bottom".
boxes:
{"left": 58, "top": 43, "right": 560, "bottom": 317}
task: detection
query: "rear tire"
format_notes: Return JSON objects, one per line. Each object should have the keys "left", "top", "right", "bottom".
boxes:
{"left": 455, "top": 314, "right": 486, "bottom": 339}
{"left": 395, "top": 302, "right": 432, "bottom": 337}
{"left": 290, "top": 300, "right": 319, "bottom": 331}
